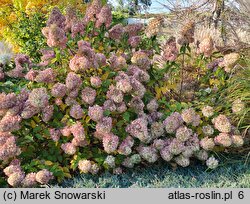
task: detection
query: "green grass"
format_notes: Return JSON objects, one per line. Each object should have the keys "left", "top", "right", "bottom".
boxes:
{"left": 53, "top": 154, "right": 250, "bottom": 188}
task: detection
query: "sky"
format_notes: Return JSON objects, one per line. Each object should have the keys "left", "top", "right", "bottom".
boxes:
{"left": 108, "top": 0, "right": 170, "bottom": 14}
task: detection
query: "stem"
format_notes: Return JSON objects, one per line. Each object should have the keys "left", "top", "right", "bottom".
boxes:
{"left": 179, "top": 47, "right": 185, "bottom": 101}
{"left": 66, "top": 44, "right": 76, "bottom": 56}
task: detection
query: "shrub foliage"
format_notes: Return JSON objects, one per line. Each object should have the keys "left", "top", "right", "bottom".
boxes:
{"left": 0, "top": 0, "right": 249, "bottom": 187}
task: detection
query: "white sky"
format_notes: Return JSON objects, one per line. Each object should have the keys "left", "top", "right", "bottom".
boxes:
{"left": 108, "top": 0, "right": 169, "bottom": 13}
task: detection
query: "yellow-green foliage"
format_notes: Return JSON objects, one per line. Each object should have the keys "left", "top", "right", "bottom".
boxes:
{"left": 0, "top": 1, "right": 248, "bottom": 188}
{"left": 0, "top": 0, "right": 88, "bottom": 52}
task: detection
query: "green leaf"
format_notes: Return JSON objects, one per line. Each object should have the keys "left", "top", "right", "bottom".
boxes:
{"left": 33, "top": 126, "right": 42, "bottom": 133}
{"left": 35, "top": 134, "right": 44, "bottom": 140}
{"left": 122, "top": 112, "right": 130, "bottom": 122}
{"left": 104, "top": 110, "right": 111, "bottom": 116}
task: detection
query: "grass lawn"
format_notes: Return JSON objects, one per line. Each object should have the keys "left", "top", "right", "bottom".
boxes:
{"left": 54, "top": 154, "right": 250, "bottom": 188}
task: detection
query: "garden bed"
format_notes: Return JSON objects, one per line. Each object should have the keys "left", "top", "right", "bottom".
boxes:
{"left": 0, "top": 0, "right": 249, "bottom": 188}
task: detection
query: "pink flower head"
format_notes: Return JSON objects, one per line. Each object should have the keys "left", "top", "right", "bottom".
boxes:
{"left": 128, "top": 97, "right": 145, "bottom": 113}
{"left": 146, "top": 99, "right": 159, "bottom": 113}
{"left": 0, "top": 93, "right": 17, "bottom": 109}
{"left": 197, "top": 37, "right": 214, "bottom": 57}
{"left": 25, "top": 69, "right": 39, "bottom": 81}
{"left": 7, "top": 54, "right": 31, "bottom": 78}
{"left": 106, "top": 85, "right": 124, "bottom": 103}
{"left": 22, "top": 173, "right": 37, "bottom": 187}
{"left": 65, "top": 97, "right": 78, "bottom": 106}
{"left": 35, "top": 68, "right": 56, "bottom": 83}
{"left": 214, "top": 133, "right": 232, "bottom": 147}
{"left": 175, "top": 126, "right": 193, "bottom": 142}
{"left": 122, "top": 157, "right": 134, "bottom": 168}
{"left": 163, "top": 112, "right": 183, "bottom": 133}
{"left": 127, "top": 65, "right": 150, "bottom": 82}
{"left": 161, "top": 37, "right": 178, "bottom": 62}
{"left": 7, "top": 172, "right": 25, "bottom": 187}
{"left": 116, "top": 102, "right": 127, "bottom": 113}
{"left": 181, "top": 108, "right": 199, "bottom": 125}
{"left": 0, "top": 115, "right": 22, "bottom": 132}
{"left": 129, "top": 77, "right": 146, "bottom": 98}
{"left": 186, "top": 134, "right": 200, "bottom": 152}
{"left": 83, "top": 0, "right": 102, "bottom": 24}
{"left": 137, "top": 145, "right": 158, "bottom": 163}
{"left": 109, "top": 55, "right": 127, "bottom": 70}
{"left": 125, "top": 23, "right": 144, "bottom": 37}
{"left": 0, "top": 136, "right": 21, "bottom": 161}
{"left": 77, "top": 40, "right": 91, "bottom": 49}
{"left": 70, "top": 104, "right": 84, "bottom": 119}
{"left": 152, "top": 139, "right": 165, "bottom": 150}
{"left": 71, "top": 21, "right": 85, "bottom": 38}
{"left": 95, "top": 5, "right": 112, "bottom": 29}
{"left": 89, "top": 163, "right": 100, "bottom": 175}
{"left": 116, "top": 79, "right": 132, "bottom": 93}
{"left": 69, "top": 55, "right": 91, "bottom": 72}
{"left": 78, "top": 159, "right": 92, "bottom": 173}
{"left": 72, "top": 137, "right": 88, "bottom": 147}
{"left": 108, "top": 24, "right": 124, "bottom": 40}
{"left": 131, "top": 51, "right": 151, "bottom": 69}
{"left": 118, "top": 136, "right": 134, "bottom": 156}
{"left": 42, "top": 24, "right": 67, "bottom": 49}
{"left": 88, "top": 105, "right": 104, "bottom": 122}
{"left": 81, "top": 87, "right": 96, "bottom": 105}
{"left": 212, "top": 114, "right": 231, "bottom": 133}
{"left": 35, "top": 169, "right": 54, "bottom": 184}
{"left": 169, "top": 138, "right": 185, "bottom": 155}
{"left": 42, "top": 105, "right": 54, "bottom": 122}
{"left": 3, "top": 161, "right": 22, "bottom": 177}
{"left": 70, "top": 121, "right": 85, "bottom": 140}
{"left": 102, "top": 133, "right": 119, "bottom": 154}
{"left": 90, "top": 76, "right": 102, "bottom": 88}
{"left": 51, "top": 83, "right": 66, "bottom": 98}
{"left": 16, "top": 88, "right": 29, "bottom": 103}
{"left": 160, "top": 146, "right": 173, "bottom": 161}
{"left": 20, "top": 101, "right": 40, "bottom": 119}
{"left": 39, "top": 49, "right": 55, "bottom": 66}
{"left": 200, "top": 136, "right": 215, "bottom": 150}
{"left": 68, "top": 88, "right": 79, "bottom": 98}
{"left": 95, "top": 53, "right": 106, "bottom": 67}
{"left": 202, "top": 125, "right": 214, "bottom": 136}
{"left": 46, "top": 7, "right": 65, "bottom": 29}
{"left": 150, "top": 122, "right": 165, "bottom": 139}
{"left": 96, "top": 117, "right": 113, "bottom": 134}
{"left": 103, "top": 100, "right": 116, "bottom": 112}
{"left": 65, "top": 7, "right": 77, "bottom": 31}
{"left": 195, "top": 150, "right": 208, "bottom": 161}
{"left": 60, "top": 126, "right": 72, "bottom": 137}
{"left": 49, "top": 128, "right": 61, "bottom": 142}
{"left": 14, "top": 54, "right": 31, "bottom": 69}
{"left": 175, "top": 155, "right": 190, "bottom": 167}
{"left": 61, "top": 142, "right": 76, "bottom": 155}
{"left": 128, "top": 36, "right": 141, "bottom": 48}
{"left": 66, "top": 72, "right": 82, "bottom": 90}
{"left": 28, "top": 88, "right": 49, "bottom": 108}
{"left": 202, "top": 106, "right": 214, "bottom": 117}
{"left": 126, "top": 118, "right": 150, "bottom": 143}
{"left": 231, "top": 135, "right": 244, "bottom": 147}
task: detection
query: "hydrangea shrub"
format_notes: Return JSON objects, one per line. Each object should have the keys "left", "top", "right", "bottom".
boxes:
{"left": 0, "top": 0, "right": 247, "bottom": 187}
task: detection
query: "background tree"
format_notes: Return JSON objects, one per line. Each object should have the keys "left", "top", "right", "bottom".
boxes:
{"left": 128, "top": 0, "right": 152, "bottom": 15}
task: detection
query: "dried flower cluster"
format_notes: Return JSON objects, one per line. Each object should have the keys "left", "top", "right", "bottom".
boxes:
{"left": 0, "top": 1, "right": 246, "bottom": 187}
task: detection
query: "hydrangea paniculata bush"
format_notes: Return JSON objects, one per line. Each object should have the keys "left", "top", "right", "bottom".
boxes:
{"left": 0, "top": 1, "right": 247, "bottom": 187}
